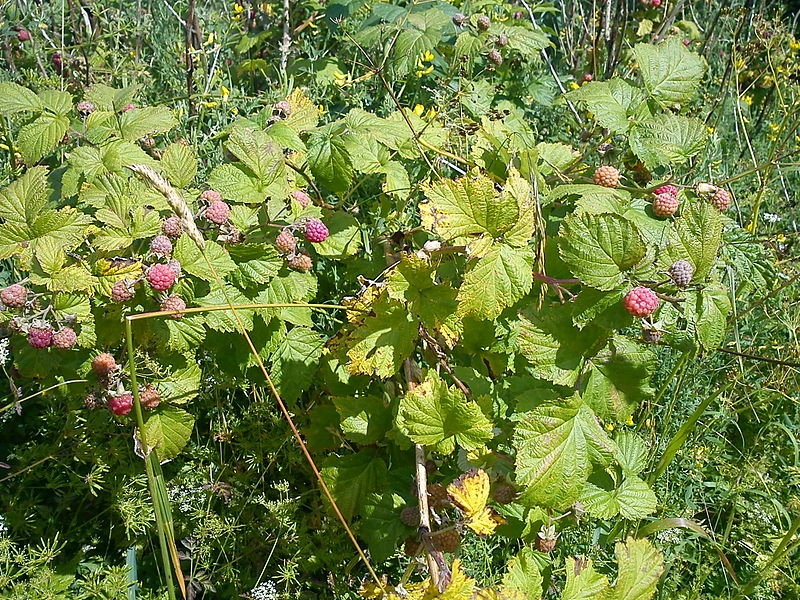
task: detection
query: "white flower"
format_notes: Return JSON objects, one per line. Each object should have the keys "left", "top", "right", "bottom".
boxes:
{"left": 250, "top": 580, "right": 278, "bottom": 600}
{"left": 762, "top": 212, "right": 781, "bottom": 223}
{"left": 0, "top": 338, "right": 9, "bottom": 364}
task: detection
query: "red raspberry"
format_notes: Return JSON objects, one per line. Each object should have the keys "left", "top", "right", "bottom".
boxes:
{"left": 52, "top": 327, "right": 77, "bottom": 349}
{"left": 652, "top": 192, "right": 679, "bottom": 218}
{"left": 653, "top": 184, "right": 678, "bottom": 197}
{"left": 92, "top": 353, "right": 117, "bottom": 376}
{"left": 710, "top": 188, "right": 730, "bottom": 211}
{"left": 147, "top": 264, "right": 176, "bottom": 291}
{"left": 139, "top": 385, "right": 161, "bottom": 410}
{"left": 28, "top": 326, "right": 54, "bottom": 349}
{"left": 121, "top": 104, "right": 136, "bottom": 112}
{"left": 150, "top": 235, "right": 173, "bottom": 257}
{"left": 623, "top": 287, "right": 660, "bottom": 318}
{"left": 290, "top": 190, "right": 311, "bottom": 208}
{"left": 593, "top": 166, "right": 620, "bottom": 188}
{"left": 583, "top": 73, "right": 593, "bottom": 82}
{"left": 668, "top": 259, "right": 694, "bottom": 288}
{"left": 400, "top": 506, "right": 420, "bottom": 527}
{"left": 431, "top": 529, "right": 461, "bottom": 553}
{"left": 76, "top": 101, "right": 95, "bottom": 115}
{"left": 303, "top": 218, "right": 329, "bottom": 243}
{"left": 51, "top": 52, "right": 62, "bottom": 71}
{"left": 287, "top": 253, "right": 313, "bottom": 272}
{"left": 160, "top": 294, "right": 186, "bottom": 319}
{"left": 201, "top": 189, "right": 222, "bottom": 203}
{"left": 275, "top": 229, "right": 297, "bottom": 254}
{"left": 651, "top": 0, "right": 662, "bottom": 6}
{"left": 111, "top": 279, "right": 135, "bottom": 303}
{"left": 1, "top": 284, "right": 28, "bottom": 309}
{"left": 108, "top": 392, "right": 133, "bottom": 416}
{"left": 477, "top": 15, "right": 491, "bottom": 31}
{"left": 205, "top": 200, "right": 231, "bottom": 225}
{"left": 491, "top": 483, "right": 517, "bottom": 505}
{"left": 487, "top": 49, "right": 503, "bottom": 66}
{"left": 17, "top": 29, "right": 30, "bottom": 42}
{"left": 162, "top": 216, "right": 183, "bottom": 239}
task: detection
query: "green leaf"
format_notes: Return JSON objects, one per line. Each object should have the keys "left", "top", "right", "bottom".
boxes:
{"left": 228, "top": 244, "right": 283, "bottom": 289}
{"left": 629, "top": 114, "right": 708, "bottom": 169}
{"left": 159, "top": 356, "right": 202, "bottom": 404}
{"left": 398, "top": 372, "right": 494, "bottom": 454}
{"left": 270, "top": 327, "right": 326, "bottom": 402}
{"left": 580, "top": 475, "right": 657, "bottom": 520}
{"left": 607, "top": 537, "right": 664, "bottom": 600}
{"left": 502, "top": 548, "right": 543, "bottom": 599}
{"left": 662, "top": 201, "right": 722, "bottom": 280}
{"left": 514, "top": 393, "right": 615, "bottom": 509}
{"left": 141, "top": 405, "right": 195, "bottom": 462}
{"left": 0, "top": 82, "right": 43, "bottom": 114}
{"left": 391, "top": 10, "right": 446, "bottom": 76}
{"left": 499, "top": 24, "right": 549, "bottom": 56}
{"left": 332, "top": 395, "right": 393, "bottom": 445}
{"left": 359, "top": 493, "right": 408, "bottom": 563}
{"left": 567, "top": 79, "right": 650, "bottom": 133}
{"left": 690, "top": 283, "right": 731, "bottom": 351}
{"left": 254, "top": 270, "right": 317, "bottom": 326}
{"left": 342, "top": 297, "right": 419, "bottom": 378}
{"left": 225, "top": 124, "right": 285, "bottom": 185}
{"left": 85, "top": 83, "right": 139, "bottom": 111}
{"left": 0, "top": 166, "right": 50, "bottom": 225}
{"left": 633, "top": 38, "right": 705, "bottom": 107}
{"left": 196, "top": 284, "right": 255, "bottom": 332}
{"left": 165, "top": 316, "right": 206, "bottom": 354}
{"left": 207, "top": 164, "right": 266, "bottom": 205}
{"left": 173, "top": 237, "right": 237, "bottom": 281}
{"left": 614, "top": 431, "right": 649, "bottom": 475}
{"left": 38, "top": 90, "right": 73, "bottom": 116}
{"left": 320, "top": 449, "right": 387, "bottom": 520}
{"left": 422, "top": 174, "right": 518, "bottom": 243}
{"left": 118, "top": 106, "right": 177, "bottom": 141}
{"left": 160, "top": 142, "right": 197, "bottom": 188}
{"left": 18, "top": 113, "right": 70, "bottom": 164}
{"left": 559, "top": 212, "right": 646, "bottom": 291}
{"left": 313, "top": 212, "right": 362, "bottom": 257}
{"left": 457, "top": 244, "right": 534, "bottom": 320}
{"left": 307, "top": 126, "right": 354, "bottom": 193}
{"left": 561, "top": 557, "right": 610, "bottom": 600}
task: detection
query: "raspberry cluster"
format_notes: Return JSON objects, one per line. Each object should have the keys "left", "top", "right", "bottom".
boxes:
{"left": 400, "top": 506, "right": 420, "bottom": 527}
{"left": 452, "top": 12, "right": 467, "bottom": 26}
{"left": 593, "top": 165, "right": 620, "bottom": 188}
{"left": 623, "top": 286, "right": 660, "bottom": 318}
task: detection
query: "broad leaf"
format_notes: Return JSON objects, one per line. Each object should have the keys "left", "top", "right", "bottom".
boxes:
{"left": 0, "top": 82, "right": 43, "bottom": 114}
{"left": 629, "top": 114, "right": 708, "bottom": 168}
{"left": 140, "top": 405, "right": 195, "bottom": 462}
{"left": 661, "top": 201, "right": 722, "bottom": 280}
{"left": 633, "top": 38, "right": 705, "bottom": 107}
{"left": 307, "top": 126, "right": 354, "bottom": 193}
{"left": 457, "top": 244, "right": 534, "bottom": 320}
{"left": 567, "top": 79, "right": 650, "bottom": 133}
{"left": 18, "top": 113, "right": 70, "bottom": 164}
{"left": 270, "top": 326, "right": 326, "bottom": 402}
{"left": 561, "top": 557, "right": 610, "bottom": 600}
{"left": 320, "top": 449, "right": 387, "bottom": 521}
{"left": 608, "top": 537, "right": 664, "bottom": 600}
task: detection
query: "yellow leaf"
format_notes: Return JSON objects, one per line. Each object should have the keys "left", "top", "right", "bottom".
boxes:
{"left": 447, "top": 469, "right": 505, "bottom": 535}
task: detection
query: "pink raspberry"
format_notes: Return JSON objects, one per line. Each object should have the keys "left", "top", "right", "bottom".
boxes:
{"left": 160, "top": 294, "right": 186, "bottom": 319}
{"left": 710, "top": 188, "right": 730, "bottom": 212}
{"left": 140, "top": 385, "right": 161, "bottom": 410}
{"left": 92, "top": 353, "right": 117, "bottom": 376}
{"left": 290, "top": 190, "right": 311, "bottom": 208}
{"left": 28, "top": 326, "right": 54, "bottom": 349}
{"left": 275, "top": 229, "right": 297, "bottom": 254}
{"left": 303, "top": 218, "right": 329, "bottom": 243}
{"left": 201, "top": 189, "right": 222, "bottom": 203}
{"left": 652, "top": 192, "right": 679, "bottom": 218}
{"left": 17, "top": 29, "right": 30, "bottom": 42}
{"left": 150, "top": 235, "right": 173, "bottom": 257}
{"left": 108, "top": 392, "right": 133, "bottom": 416}
{"left": 205, "top": 200, "right": 231, "bottom": 225}
{"left": 52, "top": 327, "right": 78, "bottom": 349}
{"left": 623, "top": 287, "right": 660, "bottom": 318}
{"left": 111, "top": 279, "right": 135, "bottom": 303}
{"left": 583, "top": 73, "right": 593, "bottom": 82}
{"left": 487, "top": 49, "right": 503, "bottom": 66}
{"left": 274, "top": 100, "right": 292, "bottom": 116}
{"left": 1, "top": 284, "right": 28, "bottom": 309}
{"left": 76, "top": 101, "right": 95, "bottom": 115}
{"left": 147, "top": 264, "right": 176, "bottom": 291}
{"left": 121, "top": 104, "right": 136, "bottom": 112}
{"left": 653, "top": 184, "right": 678, "bottom": 197}
{"left": 162, "top": 217, "right": 183, "bottom": 239}
{"left": 593, "top": 165, "right": 620, "bottom": 188}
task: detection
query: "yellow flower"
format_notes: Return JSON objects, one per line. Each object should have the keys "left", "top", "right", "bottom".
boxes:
{"left": 202, "top": 101, "right": 218, "bottom": 108}
{"left": 625, "top": 415, "right": 634, "bottom": 426}
{"left": 333, "top": 70, "right": 352, "bottom": 87}
{"left": 317, "top": 104, "right": 325, "bottom": 115}
{"left": 777, "top": 233, "right": 787, "bottom": 243}
{"left": 569, "top": 81, "right": 580, "bottom": 90}
{"left": 416, "top": 64, "right": 434, "bottom": 77}
{"left": 605, "top": 423, "right": 615, "bottom": 432}
{"left": 742, "top": 95, "right": 753, "bottom": 106}
{"left": 220, "top": 85, "right": 230, "bottom": 101}
{"left": 204, "top": 32, "right": 215, "bottom": 46}
{"left": 425, "top": 107, "right": 437, "bottom": 120}
{"left": 707, "top": 126, "right": 715, "bottom": 134}
{"left": 745, "top": 221, "right": 754, "bottom": 232}
{"left": 230, "top": 106, "right": 239, "bottom": 115}
{"left": 233, "top": 3, "right": 244, "bottom": 14}
{"left": 790, "top": 39, "right": 800, "bottom": 51}
{"left": 413, "top": 104, "right": 425, "bottom": 116}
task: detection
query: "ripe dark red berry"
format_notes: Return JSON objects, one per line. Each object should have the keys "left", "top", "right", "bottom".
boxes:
{"left": 147, "top": 264, "right": 176, "bottom": 291}
{"left": 111, "top": 279, "right": 135, "bottom": 303}
{"left": 17, "top": 29, "right": 30, "bottom": 42}
{"left": 52, "top": 327, "right": 78, "bottom": 349}
{"left": 205, "top": 200, "right": 231, "bottom": 225}
{"left": 653, "top": 184, "right": 678, "bottom": 197}
{"left": 1, "top": 284, "right": 28, "bottom": 309}
{"left": 92, "top": 353, "right": 117, "bottom": 376}
{"left": 623, "top": 287, "right": 660, "bottom": 318}
{"left": 140, "top": 385, "right": 161, "bottom": 410}
{"left": 303, "top": 218, "right": 329, "bottom": 243}
{"left": 109, "top": 392, "right": 133, "bottom": 416}
{"left": 51, "top": 52, "right": 63, "bottom": 71}
{"left": 28, "top": 326, "right": 54, "bottom": 349}
{"left": 593, "top": 166, "right": 620, "bottom": 188}
{"left": 160, "top": 294, "right": 186, "bottom": 319}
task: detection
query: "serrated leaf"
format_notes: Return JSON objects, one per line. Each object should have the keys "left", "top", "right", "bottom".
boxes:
{"left": 270, "top": 327, "right": 326, "bottom": 402}
{"left": 160, "top": 142, "right": 197, "bottom": 188}
{"left": 502, "top": 548, "right": 543, "bottom": 599}
{"left": 633, "top": 38, "right": 705, "bottom": 107}
{"left": 567, "top": 79, "right": 650, "bottom": 133}
{"left": 85, "top": 83, "right": 139, "bottom": 111}
{"left": 165, "top": 316, "right": 206, "bottom": 353}
{"left": 140, "top": 405, "right": 194, "bottom": 462}
{"left": 18, "top": 113, "right": 70, "bottom": 164}
{"left": 159, "top": 356, "right": 201, "bottom": 404}
{"left": 561, "top": 557, "right": 610, "bottom": 600}
{"left": 629, "top": 114, "right": 708, "bottom": 168}
{"left": 173, "top": 238, "right": 236, "bottom": 281}
{"left": 307, "top": 127, "right": 354, "bottom": 193}
{"left": 614, "top": 432, "right": 649, "bottom": 475}
{"left": 282, "top": 89, "right": 319, "bottom": 133}
{"left": 118, "top": 106, "right": 177, "bottom": 141}
{"left": 559, "top": 213, "right": 646, "bottom": 291}
{"left": 313, "top": 212, "right": 362, "bottom": 257}
{"left": 228, "top": 244, "right": 283, "bottom": 289}
{"left": 608, "top": 537, "right": 664, "bottom": 600}
{"left": 690, "top": 283, "right": 730, "bottom": 351}
{"left": 580, "top": 475, "right": 656, "bottom": 520}
{"left": 514, "top": 393, "right": 615, "bottom": 509}
{"left": 421, "top": 174, "right": 518, "bottom": 242}
{"left": 391, "top": 12, "right": 445, "bottom": 76}
{"left": 447, "top": 469, "right": 504, "bottom": 535}
{"left": 37, "top": 90, "right": 73, "bottom": 116}
{"left": 196, "top": 284, "right": 255, "bottom": 332}
{"left": 359, "top": 493, "right": 408, "bottom": 563}
{"left": 343, "top": 297, "right": 419, "bottom": 378}
{"left": 457, "top": 244, "right": 534, "bottom": 320}
{"left": 320, "top": 449, "right": 387, "bottom": 521}
{"left": 0, "top": 166, "right": 50, "bottom": 224}
{"left": 254, "top": 270, "right": 317, "bottom": 326}
{"left": 0, "top": 82, "right": 43, "bottom": 114}
{"left": 226, "top": 125, "right": 285, "bottom": 185}
{"left": 332, "top": 395, "right": 393, "bottom": 444}
{"left": 398, "top": 373, "right": 493, "bottom": 455}
{"left": 207, "top": 163, "right": 266, "bottom": 204}
{"left": 662, "top": 201, "right": 722, "bottom": 280}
